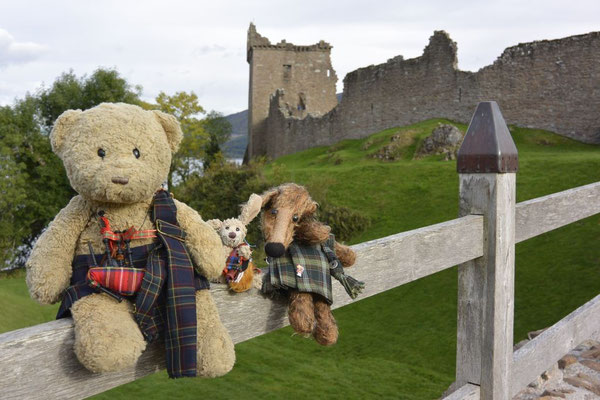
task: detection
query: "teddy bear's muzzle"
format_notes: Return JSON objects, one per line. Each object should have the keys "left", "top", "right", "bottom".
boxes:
{"left": 111, "top": 176, "right": 129, "bottom": 185}
{"left": 228, "top": 232, "right": 236, "bottom": 239}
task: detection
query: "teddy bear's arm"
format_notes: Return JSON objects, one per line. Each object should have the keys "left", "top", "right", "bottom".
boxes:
{"left": 26, "top": 195, "right": 91, "bottom": 304}
{"left": 173, "top": 199, "right": 223, "bottom": 280}
{"left": 238, "top": 245, "right": 252, "bottom": 260}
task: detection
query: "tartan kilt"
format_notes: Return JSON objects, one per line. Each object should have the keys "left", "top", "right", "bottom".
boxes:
{"left": 263, "top": 241, "right": 333, "bottom": 304}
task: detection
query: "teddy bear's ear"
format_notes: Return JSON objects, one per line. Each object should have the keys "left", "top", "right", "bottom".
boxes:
{"left": 153, "top": 110, "right": 183, "bottom": 153}
{"left": 206, "top": 219, "right": 222, "bottom": 231}
{"left": 239, "top": 193, "right": 262, "bottom": 225}
{"left": 50, "top": 109, "right": 83, "bottom": 158}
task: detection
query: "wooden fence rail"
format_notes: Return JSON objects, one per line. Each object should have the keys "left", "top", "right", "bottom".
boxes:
{"left": 0, "top": 101, "right": 598, "bottom": 399}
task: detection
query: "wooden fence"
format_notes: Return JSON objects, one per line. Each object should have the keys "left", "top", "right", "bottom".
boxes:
{"left": 1, "top": 101, "right": 599, "bottom": 399}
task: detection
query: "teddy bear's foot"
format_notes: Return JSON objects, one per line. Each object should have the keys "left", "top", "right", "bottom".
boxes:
{"left": 288, "top": 290, "right": 315, "bottom": 336}
{"left": 71, "top": 293, "right": 147, "bottom": 373}
{"left": 195, "top": 290, "right": 236, "bottom": 377}
{"left": 313, "top": 296, "right": 338, "bottom": 346}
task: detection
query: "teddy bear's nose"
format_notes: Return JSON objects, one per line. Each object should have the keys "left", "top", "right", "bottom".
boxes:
{"left": 228, "top": 232, "right": 236, "bottom": 239}
{"left": 111, "top": 176, "right": 129, "bottom": 185}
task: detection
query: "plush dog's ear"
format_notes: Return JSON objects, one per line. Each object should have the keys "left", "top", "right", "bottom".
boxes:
{"left": 305, "top": 201, "right": 318, "bottom": 216}
{"left": 153, "top": 110, "right": 183, "bottom": 153}
{"left": 260, "top": 188, "right": 279, "bottom": 209}
{"left": 206, "top": 219, "right": 222, "bottom": 231}
{"left": 239, "top": 193, "right": 262, "bottom": 225}
{"left": 50, "top": 109, "right": 83, "bottom": 159}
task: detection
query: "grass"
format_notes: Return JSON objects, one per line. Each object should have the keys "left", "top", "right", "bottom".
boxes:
{"left": 1, "top": 119, "right": 599, "bottom": 399}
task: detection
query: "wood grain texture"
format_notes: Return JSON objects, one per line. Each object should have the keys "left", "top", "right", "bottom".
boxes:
{"left": 515, "top": 181, "right": 600, "bottom": 243}
{"left": 511, "top": 293, "right": 600, "bottom": 397}
{"left": 456, "top": 173, "right": 516, "bottom": 400}
{"left": 441, "top": 383, "right": 481, "bottom": 400}
{"left": 0, "top": 215, "right": 484, "bottom": 400}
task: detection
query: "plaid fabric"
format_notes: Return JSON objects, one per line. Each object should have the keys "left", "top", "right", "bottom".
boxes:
{"left": 87, "top": 266, "right": 145, "bottom": 296}
{"left": 263, "top": 235, "right": 337, "bottom": 304}
{"left": 134, "top": 190, "right": 198, "bottom": 378}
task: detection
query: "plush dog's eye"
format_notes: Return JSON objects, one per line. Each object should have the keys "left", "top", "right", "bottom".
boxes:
{"left": 133, "top": 148, "right": 140, "bottom": 159}
{"left": 97, "top": 148, "right": 106, "bottom": 158}
{"left": 270, "top": 209, "right": 278, "bottom": 215}
{"left": 292, "top": 214, "right": 299, "bottom": 222}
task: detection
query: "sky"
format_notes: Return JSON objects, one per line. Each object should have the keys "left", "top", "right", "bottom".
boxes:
{"left": 1, "top": 0, "right": 599, "bottom": 115}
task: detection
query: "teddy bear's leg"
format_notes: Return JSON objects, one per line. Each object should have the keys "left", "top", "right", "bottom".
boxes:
{"left": 195, "top": 290, "right": 236, "bottom": 377}
{"left": 288, "top": 290, "right": 315, "bottom": 335}
{"left": 312, "top": 295, "right": 338, "bottom": 346}
{"left": 71, "top": 293, "right": 146, "bottom": 373}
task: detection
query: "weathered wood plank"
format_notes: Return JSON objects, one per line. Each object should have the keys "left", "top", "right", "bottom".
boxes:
{"left": 441, "top": 383, "right": 481, "bottom": 400}
{"left": 456, "top": 173, "right": 516, "bottom": 400}
{"left": 0, "top": 214, "right": 484, "bottom": 400}
{"left": 511, "top": 293, "right": 600, "bottom": 397}
{"left": 515, "top": 181, "right": 600, "bottom": 243}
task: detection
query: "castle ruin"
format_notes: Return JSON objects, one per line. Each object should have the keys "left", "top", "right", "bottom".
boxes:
{"left": 247, "top": 26, "right": 600, "bottom": 160}
{"left": 246, "top": 23, "right": 338, "bottom": 160}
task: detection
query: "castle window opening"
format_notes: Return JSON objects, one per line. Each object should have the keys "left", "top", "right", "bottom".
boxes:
{"left": 283, "top": 64, "right": 292, "bottom": 82}
{"left": 327, "top": 69, "right": 330, "bottom": 77}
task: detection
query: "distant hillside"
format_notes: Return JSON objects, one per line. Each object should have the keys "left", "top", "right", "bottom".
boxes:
{"left": 223, "top": 93, "right": 343, "bottom": 159}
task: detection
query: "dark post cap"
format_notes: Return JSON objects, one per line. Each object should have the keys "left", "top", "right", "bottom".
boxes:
{"left": 457, "top": 101, "right": 518, "bottom": 173}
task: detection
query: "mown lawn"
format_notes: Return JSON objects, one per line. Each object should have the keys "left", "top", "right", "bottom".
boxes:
{"left": 2, "top": 119, "right": 599, "bottom": 399}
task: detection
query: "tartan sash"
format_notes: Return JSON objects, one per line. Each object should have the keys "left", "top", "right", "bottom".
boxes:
{"left": 134, "top": 190, "right": 198, "bottom": 378}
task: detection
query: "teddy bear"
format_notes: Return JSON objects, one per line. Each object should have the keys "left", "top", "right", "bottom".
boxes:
{"left": 25, "top": 102, "right": 235, "bottom": 378}
{"left": 207, "top": 193, "right": 262, "bottom": 293}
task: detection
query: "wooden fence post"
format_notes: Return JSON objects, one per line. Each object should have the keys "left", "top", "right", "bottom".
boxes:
{"left": 455, "top": 102, "right": 518, "bottom": 399}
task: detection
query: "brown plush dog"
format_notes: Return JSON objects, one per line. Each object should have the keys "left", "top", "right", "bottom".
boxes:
{"left": 260, "top": 183, "right": 358, "bottom": 346}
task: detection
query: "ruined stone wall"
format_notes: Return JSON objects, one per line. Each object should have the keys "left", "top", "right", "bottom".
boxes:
{"left": 261, "top": 31, "right": 600, "bottom": 159}
{"left": 247, "top": 24, "right": 338, "bottom": 158}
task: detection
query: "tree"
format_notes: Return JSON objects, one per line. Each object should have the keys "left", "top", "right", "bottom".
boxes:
{"left": 155, "top": 91, "right": 208, "bottom": 188}
{"left": 37, "top": 68, "right": 142, "bottom": 131}
{"left": 0, "top": 68, "right": 142, "bottom": 267}
{"left": 202, "top": 111, "right": 232, "bottom": 171}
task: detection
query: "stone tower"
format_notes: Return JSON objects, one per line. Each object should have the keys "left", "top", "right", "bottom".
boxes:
{"left": 246, "top": 23, "right": 338, "bottom": 160}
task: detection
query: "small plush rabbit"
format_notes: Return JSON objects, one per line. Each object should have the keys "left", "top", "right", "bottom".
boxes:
{"left": 207, "top": 194, "right": 262, "bottom": 292}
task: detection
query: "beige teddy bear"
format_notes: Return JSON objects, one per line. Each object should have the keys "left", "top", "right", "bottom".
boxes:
{"left": 25, "top": 102, "right": 235, "bottom": 378}
{"left": 208, "top": 193, "right": 262, "bottom": 292}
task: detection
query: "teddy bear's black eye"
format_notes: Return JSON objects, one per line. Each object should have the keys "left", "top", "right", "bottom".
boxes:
{"left": 292, "top": 214, "right": 299, "bottom": 222}
{"left": 133, "top": 148, "right": 140, "bottom": 159}
{"left": 236, "top": 227, "right": 240, "bottom": 231}
{"left": 225, "top": 226, "right": 229, "bottom": 230}
{"left": 97, "top": 148, "right": 106, "bottom": 158}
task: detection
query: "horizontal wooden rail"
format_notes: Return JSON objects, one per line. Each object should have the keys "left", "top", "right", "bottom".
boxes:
{"left": 515, "top": 181, "right": 600, "bottom": 243}
{"left": 511, "top": 293, "right": 600, "bottom": 397}
{"left": 0, "top": 215, "right": 484, "bottom": 400}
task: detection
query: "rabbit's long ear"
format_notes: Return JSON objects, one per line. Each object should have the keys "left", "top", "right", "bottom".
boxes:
{"left": 239, "top": 193, "right": 262, "bottom": 225}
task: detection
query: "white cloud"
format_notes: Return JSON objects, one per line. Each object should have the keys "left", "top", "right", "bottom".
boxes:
{"left": 0, "top": 29, "right": 47, "bottom": 67}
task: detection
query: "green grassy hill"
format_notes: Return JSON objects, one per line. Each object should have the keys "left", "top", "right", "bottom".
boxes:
{"left": 2, "top": 119, "right": 599, "bottom": 399}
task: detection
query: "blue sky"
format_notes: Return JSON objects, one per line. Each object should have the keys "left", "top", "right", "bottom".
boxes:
{"left": 1, "top": 0, "right": 599, "bottom": 115}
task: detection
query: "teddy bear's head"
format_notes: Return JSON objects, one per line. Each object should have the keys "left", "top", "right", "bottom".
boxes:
{"left": 50, "top": 103, "right": 182, "bottom": 204}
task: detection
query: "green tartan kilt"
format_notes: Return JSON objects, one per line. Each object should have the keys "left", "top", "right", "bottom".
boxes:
{"left": 262, "top": 240, "right": 333, "bottom": 304}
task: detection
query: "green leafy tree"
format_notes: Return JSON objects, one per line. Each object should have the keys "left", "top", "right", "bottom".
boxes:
{"left": 0, "top": 68, "right": 141, "bottom": 267}
{"left": 202, "top": 111, "right": 232, "bottom": 171}
{"left": 155, "top": 91, "right": 208, "bottom": 189}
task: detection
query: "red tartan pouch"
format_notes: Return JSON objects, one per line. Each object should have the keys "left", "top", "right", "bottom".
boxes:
{"left": 87, "top": 266, "right": 145, "bottom": 296}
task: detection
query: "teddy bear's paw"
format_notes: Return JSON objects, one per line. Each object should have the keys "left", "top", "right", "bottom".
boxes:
{"left": 195, "top": 290, "right": 236, "bottom": 377}
{"left": 71, "top": 294, "right": 146, "bottom": 373}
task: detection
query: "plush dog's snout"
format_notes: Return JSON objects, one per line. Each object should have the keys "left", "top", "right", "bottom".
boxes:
{"left": 265, "top": 242, "right": 285, "bottom": 258}
{"left": 228, "top": 232, "right": 236, "bottom": 239}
